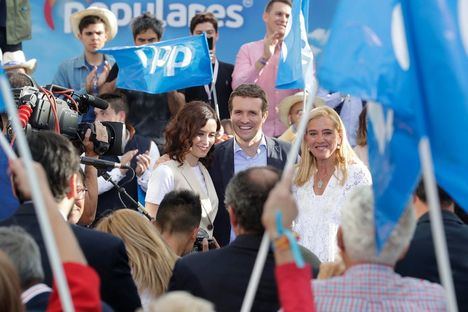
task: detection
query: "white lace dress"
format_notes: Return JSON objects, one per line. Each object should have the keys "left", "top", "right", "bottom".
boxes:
{"left": 293, "top": 162, "right": 372, "bottom": 262}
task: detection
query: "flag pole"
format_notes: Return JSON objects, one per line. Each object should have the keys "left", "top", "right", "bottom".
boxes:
{"left": 240, "top": 75, "right": 317, "bottom": 312}
{"left": 418, "top": 137, "right": 458, "bottom": 312}
{"left": 212, "top": 83, "right": 220, "bottom": 120}
{"left": 0, "top": 77, "right": 75, "bottom": 312}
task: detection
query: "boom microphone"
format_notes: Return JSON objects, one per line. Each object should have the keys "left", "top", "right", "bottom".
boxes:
{"left": 80, "top": 156, "right": 130, "bottom": 170}
{"left": 78, "top": 94, "right": 109, "bottom": 110}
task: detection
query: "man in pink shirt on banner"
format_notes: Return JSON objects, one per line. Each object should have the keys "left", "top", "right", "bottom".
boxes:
{"left": 232, "top": 0, "right": 298, "bottom": 137}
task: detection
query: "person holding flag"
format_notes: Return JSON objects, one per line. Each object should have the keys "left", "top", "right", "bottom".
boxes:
{"left": 99, "top": 12, "right": 185, "bottom": 153}
{"left": 318, "top": 0, "right": 467, "bottom": 309}
{"left": 262, "top": 180, "right": 447, "bottom": 311}
{"left": 232, "top": 0, "right": 298, "bottom": 137}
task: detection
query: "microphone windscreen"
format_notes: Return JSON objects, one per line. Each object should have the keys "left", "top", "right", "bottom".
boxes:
{"left": 80, "top": 94, "right": 109, "bottom": 110}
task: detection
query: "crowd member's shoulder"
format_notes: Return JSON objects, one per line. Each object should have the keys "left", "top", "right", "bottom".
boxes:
{"left": 219, "top": 61, "right": 234, "bottom": 71}
{"left": 71, "top": 224, "right": 123, "bottom": 247}
{"left": 213, "top": 137, "right": 234, "bottom": 153}
{"left": 270, "top": 136, "right": 292, "bottom": 152}
{"left": 242, "top": 39, "right": 264, "bottom": 49}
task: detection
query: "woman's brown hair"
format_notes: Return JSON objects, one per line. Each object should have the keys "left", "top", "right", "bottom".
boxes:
{"left": 164, "top": 101, "right": 220, "bottom": 164}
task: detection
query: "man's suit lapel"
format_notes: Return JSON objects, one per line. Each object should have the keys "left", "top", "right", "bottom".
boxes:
{"left": 266, "top": 137, "right": 281, "bottom": 167}
{"left": 222, "top": 140, "right": 235, "bottom": 190}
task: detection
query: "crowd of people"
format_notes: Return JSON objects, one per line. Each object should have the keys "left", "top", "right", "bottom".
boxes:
{"left": 0, "top": 0, "right": 467, "bottom": 311}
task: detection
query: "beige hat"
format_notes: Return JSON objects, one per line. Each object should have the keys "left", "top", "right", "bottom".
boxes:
{"left": 70, "top": 6, "right": 118, "bottom": 41}
{"left": 3, "top": 51, "right": 37, "bottom": 74}
{"left": 278, "top": 92, "right": 325, "bottom": 126}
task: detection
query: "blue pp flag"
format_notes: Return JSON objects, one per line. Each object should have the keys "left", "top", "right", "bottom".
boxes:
{"left": 402, "top": 0, "right": 468, "bottom": 213}
{"left": 100, "top": 34, "right": 213, "bottom": 94}
{"left": 318, "top": 0, "right": 468, "bottom": 250}
{"left": 0, "top": 67, "right": 5, "bottom": 112}
{"left": 276, "top": 0, "right": 314, "bottom": 92}
{"left": 0, "top": 67, "right": 19, "bottom": 220}
{"left": 0, "top": 149, "right": 18, "bottom": 220}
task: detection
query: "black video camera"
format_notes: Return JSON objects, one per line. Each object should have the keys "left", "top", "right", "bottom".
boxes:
{"left": 192, "top": 228, "right": 216, "bottom": 252}
{"left": 10, "top": 85, "right": 125, "bottom": 156}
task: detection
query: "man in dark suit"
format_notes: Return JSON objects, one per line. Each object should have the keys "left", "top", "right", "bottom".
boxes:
{"left": 0, "top": 131, "right": 141, "bottom": 312}
{"left": 209, "top": 84, "right": 290, "bottom": 246}
{"left": 395, "top": 181, "right": 468, "bottom": 311}
{"left": 169, "top": 166, "right": 281, "bottom": 312}
{"left": 0, "top": 226, "right": 113, "bottom": 311}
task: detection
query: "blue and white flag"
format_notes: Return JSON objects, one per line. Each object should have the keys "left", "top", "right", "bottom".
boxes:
{"left": 402, "top": 0, "right": 468, "bottom": 213}
{"left": 0, "top": 67, "right": 19, "bottom": 220}
{"left": 318, "top": 0, "right": 468, "bottom": 250}
{"left": 100, "top": 34, "right": 213, "bottom": 94}
{"left": 276, "top": 0, "right": 314, "bottom": 92}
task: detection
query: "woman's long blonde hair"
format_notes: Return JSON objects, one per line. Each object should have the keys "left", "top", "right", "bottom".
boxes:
{"left": 96, "top": 209, "right": 178, "bottom": 296}
{"left": 294, "top": 106, "right": 358, "bottom": 187}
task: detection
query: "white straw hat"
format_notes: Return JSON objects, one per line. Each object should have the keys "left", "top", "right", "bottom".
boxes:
{"left": 3, "top": 51, "right": 37, "bottom": 74}
{"left": 70, "top": 6, "right": 118, "bottom": 41}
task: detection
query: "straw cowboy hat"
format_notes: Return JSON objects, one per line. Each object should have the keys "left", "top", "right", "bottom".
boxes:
{"left": 3, "top": 51, "right": 37, "bottom": 74}
{"left": 70, "top": 6, "right": 118, "bottom": 41}
{"left": 278, "top": 91, "right": 325, "bottom": 126}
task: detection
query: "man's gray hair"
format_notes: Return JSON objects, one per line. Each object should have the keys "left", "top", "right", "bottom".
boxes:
{"left": 0, "top": 226, "right": 44, "bottom": 289}
{"left": 224, "top": 167, "right": 280, "bottom": 234}
{"left": 341, "top": 186, "right": 416, "bottom": 266}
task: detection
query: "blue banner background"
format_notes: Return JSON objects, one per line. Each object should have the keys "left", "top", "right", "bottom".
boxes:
{"left": 24, "top": 0, "right": 338, "bottom": 85}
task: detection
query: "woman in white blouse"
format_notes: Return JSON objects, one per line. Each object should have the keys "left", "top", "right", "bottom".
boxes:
{"left": 145, "top": 102, "right": 220, "bottom": 238}
{"left": 293, "top": 106, "right": 371, "bottom": 262}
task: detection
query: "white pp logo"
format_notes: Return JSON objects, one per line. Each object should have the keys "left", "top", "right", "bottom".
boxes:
{"left": 135, "top": 46, "right": 193, "bottom": 76}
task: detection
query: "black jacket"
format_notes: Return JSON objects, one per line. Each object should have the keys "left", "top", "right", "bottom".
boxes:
{"left": 395, "top": 211, "right": 468, "bottom": 312}
{"left": 169, "top": 234, "right": 279, "bottom": 312}
{"left": 0, "top": 203, "right": 141, "bottom": 312}
{"left": 182, "top": 60, "right": 234, "bottom": 120}
{"left": 209, "top": 137, "right": 290, "bottom": 246}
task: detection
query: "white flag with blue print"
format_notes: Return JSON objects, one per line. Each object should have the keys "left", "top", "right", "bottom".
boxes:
{"left": 100, "top": 34, "right": 213, "bottom": 94}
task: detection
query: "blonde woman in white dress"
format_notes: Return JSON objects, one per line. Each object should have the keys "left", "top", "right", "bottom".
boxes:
{"left": 293, "top": 106, "right": 371, "bottom": 262}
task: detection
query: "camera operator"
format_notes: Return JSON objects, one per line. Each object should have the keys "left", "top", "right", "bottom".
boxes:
{"left": 94, "top": 93, "right": 159, "bottom": 220}
{"left": 75, "top": 127, "right": 99, "bottom": 226}
{"left": 6, "top": 72, "right": 99, "bottom": 226}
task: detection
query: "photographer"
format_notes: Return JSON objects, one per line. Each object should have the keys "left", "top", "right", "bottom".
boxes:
{"left": 94, "top": 93, "right": 159, "bottom": 219}
{"left": 156, "top": 190, "right": 219, "bottom": 256}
